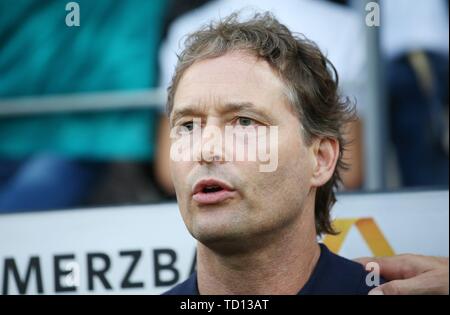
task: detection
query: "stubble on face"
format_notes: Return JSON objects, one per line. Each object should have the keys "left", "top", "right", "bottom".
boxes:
{"left": 170, "top": 51, "right": 316, "bottom": 253}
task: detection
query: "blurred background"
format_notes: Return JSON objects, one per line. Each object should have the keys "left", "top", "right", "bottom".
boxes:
{"left": 0, "top": 0, "right": 448, "bottom": 214}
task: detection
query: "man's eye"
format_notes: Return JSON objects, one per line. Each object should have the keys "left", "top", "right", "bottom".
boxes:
{"left": 236, "top": 117, "right": 256, "bottom": 127}
{"left": 181, "top": 121, "right": 194, "bottom": 131}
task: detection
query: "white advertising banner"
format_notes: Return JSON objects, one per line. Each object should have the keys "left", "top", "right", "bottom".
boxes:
{"left": 0, "top": 190, "right": 448, "bottom": 295}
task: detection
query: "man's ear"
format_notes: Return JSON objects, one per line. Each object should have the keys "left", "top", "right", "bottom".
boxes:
{"left": 310, "top": 137, "right": 340, "bottom": 187}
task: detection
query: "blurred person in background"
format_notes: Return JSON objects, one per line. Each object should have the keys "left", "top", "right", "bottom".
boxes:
{"left": 0, "top": 0, "right": 167, "bottom": 212}
{"left": 381, "top": 0, "right": 449, "bottom": 187}
{"left": 329, "top": 0, "right": 449, "bottom": 187}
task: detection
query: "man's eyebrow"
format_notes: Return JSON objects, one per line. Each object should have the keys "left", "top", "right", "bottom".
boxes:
{"left": 220, "top": 102, "right": 272, "bottom": 121}
{"left": 170, "top": 104, "right": 207, "bottom": 126}
{"left": 170, "top": 102, "right": 272, "bottom": 125}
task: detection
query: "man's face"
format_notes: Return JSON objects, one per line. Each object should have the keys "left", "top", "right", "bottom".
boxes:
{"left": 169, "top": 51, "right": 316, "bottom": 250}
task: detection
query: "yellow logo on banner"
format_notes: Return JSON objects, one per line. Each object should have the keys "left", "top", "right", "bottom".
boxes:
{"left": 323, "top": 218, "right": 395, "bottom": 257}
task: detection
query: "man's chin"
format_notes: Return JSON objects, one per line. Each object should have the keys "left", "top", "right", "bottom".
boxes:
{"left": 193, "top": 228, "right": 254, "bottom": 255}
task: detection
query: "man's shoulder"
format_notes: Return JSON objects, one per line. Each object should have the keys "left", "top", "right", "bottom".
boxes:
{"left": 300, "top": 244, "right": 384, "bottom": 295}
{"left": 323, "top": 249, "right": 377, "bottom": 294}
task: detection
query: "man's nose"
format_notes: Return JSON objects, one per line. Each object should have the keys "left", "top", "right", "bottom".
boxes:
{"left": 194, "top": 122, "right": 226, "bottom": 164}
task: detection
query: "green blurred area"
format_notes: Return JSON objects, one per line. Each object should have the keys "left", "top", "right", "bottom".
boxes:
{"left": 0, "top": 0, "right": 167, "bottom": 160}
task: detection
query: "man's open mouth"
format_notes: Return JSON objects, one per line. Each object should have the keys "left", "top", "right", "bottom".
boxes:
{"left": 202, "top": 185, "right": 224, "bottom": 193}
{"left": 192, "top": 179, "right": 236, "bottom": 205}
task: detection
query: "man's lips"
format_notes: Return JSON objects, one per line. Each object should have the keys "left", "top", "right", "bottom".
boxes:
{"left": 192, "top": 178, "right": 237, "bottom": 205}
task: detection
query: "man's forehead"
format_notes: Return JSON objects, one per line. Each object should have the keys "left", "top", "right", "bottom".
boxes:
{"left": 170, "top": 51, "right": 290, "bottom": 122}
{"left": 176, "top": 51, "right": 284, "bottom": 91}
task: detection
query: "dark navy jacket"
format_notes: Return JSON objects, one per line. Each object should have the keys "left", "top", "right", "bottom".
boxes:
{"left": 163, "top": 244, "right": 384, "bottom": 295}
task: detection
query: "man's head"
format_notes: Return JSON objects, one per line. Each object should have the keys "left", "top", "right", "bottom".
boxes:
{"left": 167, "top": 12, "right": 354, "bottom": 250}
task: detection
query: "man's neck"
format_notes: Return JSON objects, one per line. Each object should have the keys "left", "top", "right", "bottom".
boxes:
{"left": 196, "top": 204, "right": 320, "bottom": 295}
